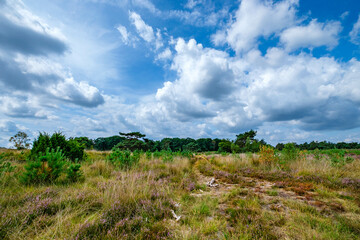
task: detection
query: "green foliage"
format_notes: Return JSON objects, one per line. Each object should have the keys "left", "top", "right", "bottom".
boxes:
{"left": 218, "top": 140, "right": 232, "bottom": 153}
{"left": 115, "top": 139, "right": 148, "bottom": 151}
{"left": 235, "top": 129, "right": 257, "bottom": 148}
{"left": 66, "top": 139, "right": 85, "bottom": 161}
{"left": 114, "top": 131, "right": 149, "bottom": 151}
{"left": 145, "top": 150, "right": 152, "bottom": 160}
{"left": 72, "top": 136, "right": 94, "bottom": 149}
{"left": 93, "top": 135, "right": 125, "bottom": 151}
{"left": 281, "top": 143, "right": 300, "bottom": 162}
{"left": 107, "top": 149, "right": 140, "bottom": 169}
{"left": 161, "top": 150, "right": 174, "bottom": 163}
{"left": 183, "top": 142, "right": 201, "bottom": 152}
{"left": 0, "top": 155, "right": 16, "bottom": 177}
{"left": 9, "top": 131, "right": 31, "bottom": 150}
{"left": 231, "top": 143, "right": 241, "bottom": 153}
{"left": 66, "top": 163, "right": 83, "bottom": 182}
{"left": 323, "top": 149, "right": 354, "bottom": 167}
{"left": 21, "top": 148, "right": 66, "bottom": 184}
{"left": 31, "top": 132, "right": 85, "bottom": 162}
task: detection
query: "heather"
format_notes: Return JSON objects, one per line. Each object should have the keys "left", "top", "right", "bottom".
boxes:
{"left": 0, "top": 146, "right": 359, "bottom": 239}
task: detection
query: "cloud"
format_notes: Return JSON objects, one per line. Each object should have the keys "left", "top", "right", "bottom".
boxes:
{"left": 167, "top": 2, "right": 229, "bottom": 27}
{"left": 350, "top": 14, "right": 360, "bottom": 44}
{"left": 0, "top": 120, "right": 21, "bottom": 133}
{"left": 117, "top": 25, "right": 130, "bottom": 44}
{"left": 128, "top": 11, "right": 164, "bottom": 52}
{"left": 0, "top": 0, "right": 67, "bottom": 56}
{"left": 156, "top": 47, "right": 172, "bottom": 60}
{"left": 71, "top": 117, "right": 107, "bottom": 133}
{"left": 132, "top": 0, "right": 160, "bottom": 14}
{"left": 138, "top": 37, "right": 360, "bottom": 134}
{"left": 213, "top": 0, "right": 298, "bottom": 53}
{"left": 280, "top": 20, "right": 342, "bottom": 51}
{"left": 47, "top": 77, "right": 105, "bottom": 107}
{"left": 129, "top": 11, "right": 155, "bottom": 43}
{"left": 0, "top": 95, "right": 50, "bottom": 119}
{"left": 0, "top": 0, "right": 105, "bottom": 114}
{"left": 149, "top": 38, "right": 236, "bottom": 122}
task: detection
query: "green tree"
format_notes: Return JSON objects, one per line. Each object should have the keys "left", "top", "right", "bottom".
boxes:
{"left": 235, "top": 129, "right": 257, "bottom": 148}
{"left": 183, "top": 142, "right": 201, "bottom": 152}
{"left": 31, "top": 132, "right": 85, "bottom": 161}
{"left": 115, "top": 132, "right": 147, "bottom": 151}
{"left": 9, "top": 131, "right": 31, "bottom": 150}
{"left": 218, "top": 139, "right": 232, "bottom": 153}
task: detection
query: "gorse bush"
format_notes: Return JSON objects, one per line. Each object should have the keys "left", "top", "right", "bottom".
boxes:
{"left": 108, "top": 149, "right": 140, "bottom": 169}
{"left": 21, "top": 148, "right": 66, "bottom": 184}
{"left": 31, "top": 132, "right": 85, "bottom": 161}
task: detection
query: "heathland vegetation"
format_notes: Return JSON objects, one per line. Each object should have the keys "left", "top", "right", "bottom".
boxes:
{"left": 0, "top": 130, "right": 359, "bottom": 239}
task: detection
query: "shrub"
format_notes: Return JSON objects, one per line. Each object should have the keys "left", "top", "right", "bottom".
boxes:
{"left": 108, "top": 149, "right": 140, "bottom": 169}
{"left": 0, "top": 157, "right": 16, "bottom": 177}
{"left": 65, "top": 139, "right": 85, "bottom": 161}
{"left": 145, "top": 150, "right": 152, "bottom": 160}
{"left": 31, "top": 132, "right": 85, "bottom": 162}
{"left": 161, "top": 150, "right": 174, "bottom": 163}
{"left": 259, "top": 145, "right": 277, "bottom": 165}
{"left": 281, "top": 143, "right": 300, "bottom": 162}
{"left": 66, "top": 163, "right": 83, "bottom": 182}
{"left": 21, "top": 148, "right": 66, "bottom": 184}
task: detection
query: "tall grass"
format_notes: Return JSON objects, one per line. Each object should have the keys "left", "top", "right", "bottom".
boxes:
{"left": 0, "top": 149, "right": 359, "bottom": 239}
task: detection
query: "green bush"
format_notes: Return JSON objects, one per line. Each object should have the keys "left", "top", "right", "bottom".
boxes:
{"left": 21, "top": 148, "right": 66, "bottom": 184}
{"left": 145, "top": 150, "right": 152, "bottom": 160}
{"left": 31, "top": 132, "right": 85, "bottom": 162}
{"left": 66, "top": 163, "right": 83, "bottom": 182}
{"left": 0, "top": 155, "right": 16, "bottom": 177}
{"left": 161, "top": 150, "right": 174, "bottom": 163}
{"left": 281, "top": 143, "right": 299, "bottom": 162}
{"left": 107, "top": 149, "right": 140, "bottom": 169}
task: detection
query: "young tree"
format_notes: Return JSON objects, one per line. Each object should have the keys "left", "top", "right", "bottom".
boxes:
{"left": 9, "top": 131, "right": 31, "bottom": 150}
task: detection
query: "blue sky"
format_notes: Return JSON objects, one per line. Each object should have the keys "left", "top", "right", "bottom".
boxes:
{"left": 1, "top": 0, "right": 360, "bottom": 147}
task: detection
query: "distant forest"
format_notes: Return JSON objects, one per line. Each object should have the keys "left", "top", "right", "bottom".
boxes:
{"left": 70, "top": 130, "right": 360, "bottom": 152}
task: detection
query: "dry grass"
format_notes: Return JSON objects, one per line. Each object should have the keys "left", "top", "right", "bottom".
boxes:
{"left": 0, "top": 149, "right": 359, "bottom": 239}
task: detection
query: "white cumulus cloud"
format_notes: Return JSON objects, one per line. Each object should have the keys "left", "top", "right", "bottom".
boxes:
{"left": 280, "top": 20, "right": 342, "bottom": 51}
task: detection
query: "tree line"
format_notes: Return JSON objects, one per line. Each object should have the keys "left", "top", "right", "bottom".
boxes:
{"left": 9, "top": 130, "right": 360, "bottom": 152}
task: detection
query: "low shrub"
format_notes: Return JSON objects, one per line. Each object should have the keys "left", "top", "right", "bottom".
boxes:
{"left": 108, "top": 149, "right": 140, "bottom": 169}
{"left": 21, "top": 148, "right": 66, "bottom": 184}
{"left": 281, "top": 143, "right": 300, "bottom": 162}
{"left": 31, "top": 132, "right": 85, "bottom": 162}
{"left": 66, "top": 163, "right": 83, "bottom": 182}
{"left": 259, "top": 145, "right": 277, "bottom": 165}
{"left": 161, "top": 150, "right": 174, "bottom": 163}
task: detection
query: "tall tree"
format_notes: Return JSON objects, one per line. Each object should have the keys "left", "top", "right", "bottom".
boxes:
{"left": 9, "top": 131, "right": 31, "bottom": 150}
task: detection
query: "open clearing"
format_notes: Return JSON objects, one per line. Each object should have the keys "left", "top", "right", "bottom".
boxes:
{"left": 1, "top": 150, "right": 360, "bottom": 239}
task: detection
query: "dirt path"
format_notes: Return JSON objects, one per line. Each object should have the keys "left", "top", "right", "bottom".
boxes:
{"left": 190, "top": 155, "right": 345, "bottom": 215}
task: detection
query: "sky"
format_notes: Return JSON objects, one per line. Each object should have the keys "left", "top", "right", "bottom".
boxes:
{"left": 1, "top": 0, "right": 360, "bottom": 147}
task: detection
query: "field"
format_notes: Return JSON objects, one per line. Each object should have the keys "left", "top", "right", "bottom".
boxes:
{"left": 1, "top": 149, "right": 360, "bottom": 239}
